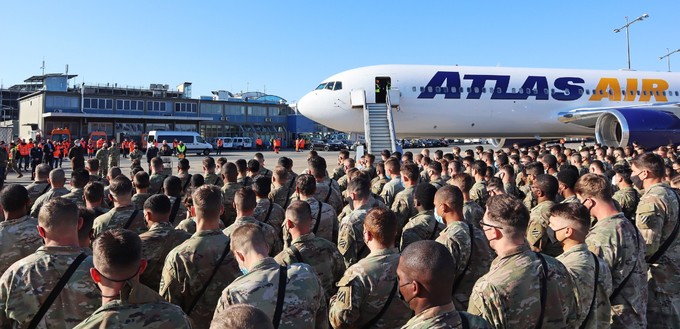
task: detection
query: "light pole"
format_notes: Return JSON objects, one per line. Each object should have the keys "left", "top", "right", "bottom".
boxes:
{"left": 660, "top": 48, "right": 680, "bottom": 72}
{"left": 613, "top": 14, "right": 649, "bottom": 70}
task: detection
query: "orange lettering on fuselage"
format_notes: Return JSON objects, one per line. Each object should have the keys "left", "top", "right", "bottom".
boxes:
{"left": 589, "top": 78, "right": 668, "bottom": 102}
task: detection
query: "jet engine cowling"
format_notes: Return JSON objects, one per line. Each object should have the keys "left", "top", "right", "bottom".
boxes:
{"left": 595, "top": 109, "right": 680, "bottom": 149}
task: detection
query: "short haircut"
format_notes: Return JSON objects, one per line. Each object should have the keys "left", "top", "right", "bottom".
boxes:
{"left": 70, "top": 169, "right": 90, "bottom": 188}
{"left": 93, "top": 229, "right": 142, "bottom": 279}
{"left": 84, "top": 182, "right": 105, "bottom": 203}
{"left": 485, "top": 194, "right": 529, "bottom": 238}
{"left": 78, "top": 207, "right": 97, "bottom": 241}
{"left": 541, "top": 154, "right": 558, "bottom": 170}
{"left": 217, "top": 157, "right": 228, "bottom": 168}
{"left": 109, "top": 176, "right": 133, "bottom": 197}
{"left": 86, "top": 158, "right": 100, "bottom": 171}
{"left": 347, "top": 175, "right": 370, "bottom": 200}
{"left": 247, "top": 159, "right": 260, "bottom": 173}
{"left": 277, "top": 157, "right": 293, "bottom": 170}
{"left": 151, "top": 157, "right": 164, "bottom": 170}
{"left": 133, "top": 171, "right": 150, "bottom": 189}
{"left": 590, "top": 160, "right": 605, "bottom": 173}
{"left": 449, "top": 173, "right": 474, "bottom": 193}
{"left": 203, "top": 157, "right": 216, "bottom": 169}
{"left": 384, "top": 157, "right": 400, "bottom": 173}
{"left": 613, "top": 163, "right": 633, "bottom": 184}
{"left": 533, "top": 174, "right": 558, "bottom": 200}
{"left": 365, "top": 153, "right": 375, "bottom": 164}
{"left": 296, "top": 174, "right": 316, "bottom": 196}
{"left": 190, "top": 174, "right": 205, "bottom": 188}
{"left": 548, "top": 202, "right": 590, "bottom": 235}
{"left": 428, "top": 161, "right": 442, "bottom": 175}
{"left": 339, "top": 150, "right": 350, "bottom": 159}
{"left": 414, "top": 183, "right": 437, "bottom": 210}
{"left": 487, "top": 177, "right": 504, "bottom": 193}
{"left": 222, "top": 162, "right": 238, "bottom": 182}
{"left": 286, "top": 200, "right": 312, "bottom": 227}
{"left": 364, "top": 207, "right": 398, "bottom": 246}
{"left": 525, "top": 162, "right": 545, "bottom": 176}
{"left": 556, "top": 168, "right": 579, "bottom": 190}
{"left": 401, "top": 162, "right": 419, "bottom": 182}
{"left": 163, "top": 176, "right": 182, "bottom": 197}
{"left": 231, "top": 223, "right": 268, "bottom": 255}
{"left": 235, "top": 159, "right": 247, "bottom": 174}
{"left": 252, "top": 176, "right": 271, "bottom": 198}
{"left": 178, "top": 158, "right": 190, "bottom": 171}
{"left": 574, "top": 173, "right": 612, "bottom": 201}
{"left": 35, "top": 164, "right": 51, "bottom": 180}
{"left": 273, "top": 165, "right": 289, "bottom": 182}
{"left": 192, "top": 185, "right": 223, "bottom": 219}
{"left": 307, "top": 156, "right": 327, "bottom": 178}
{"left": 0, "top": 184, "right": 28, "bottom": 212}
{"left": 631, "top": 152, "right": 665, "bottom": 178}
{"left": 434, "top": 185, "right": 464, "bottom": 212}
{"left": 39, "top": 198, "right": 79, "bottom": 233}
{"left": 399, "top": 240, "right": 456, "bottom": 290}
{"left": 471, "top": 160, "right": 487, "bottom": 176}
{"left": 376, "top": 162, "right": 385, "bottom": 175}
{"left": 144, "top": 194, "right": 172, "bottom": 215}
{"left": 107, "top": 167, "right": 122, "bottom": 180}
{"left": 234, "top": 187, "right": 257, "bottom": 212}
{"left": 49, "top": 168, "right": 66, "bottom": 185}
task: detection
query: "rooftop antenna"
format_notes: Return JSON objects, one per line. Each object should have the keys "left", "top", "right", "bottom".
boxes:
{"left": 41, "top": 58, "right": 45, "bottom": 76}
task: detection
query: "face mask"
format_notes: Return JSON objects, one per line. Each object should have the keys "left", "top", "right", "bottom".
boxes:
{"left": 239, "top": 266, "right": 249, "bottom": 276}
{"left": 434, "top": 207, "right": 444, "bottom": 225}
{"left": 400, "top": 180, "right": 405, "bottom": 189}
{"left": 385, "top": 173, "right": 391, "bottom": 180}
{"left": 630, "top": 172, "right": 643, "bottom": 190}
{"left": 548, "top": 226, "right": 568, "bottom": 245}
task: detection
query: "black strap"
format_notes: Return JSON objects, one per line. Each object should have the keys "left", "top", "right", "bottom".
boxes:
{"left": 452, "top": 223, "right": 474, "bottom": 292}
{"left": 647, "top": 191, "right": 680, "bottom": 264}
{"left": 182, "top": 174, "right": 192, "bottom": 192}
{"left": 283, "top": 177, "right": 296, "bottom": 209}
{"left": 427, "top": 219, "right": 439, "bottom": 240}
{"left": 39, "top": 184, "right": 51, "bottom": 197}
{"left": 187, "top": 242, "right": 231, "bottom": 315}
{"left": 459, "top": 312, "right": 470, "bottom": 329}
{"left": 289, "top": 244, "right": 304, "bottom": 263}
{"left": 535, "top": 252, "right": 548, "bottom": 329}
{"left": 579, "top": 253, "right": 600, "bottom": 329}
{"left": 272, "top": 265, "right": 288, "bottom": 329}
{"left": 324, "top": 184, "right": 333, "bottom": 203}
{"left": 169, "top": 198, "right": 182, "bottom": 224}
{"left": 28, "top": 253, "right": 87, "bottom": 329}
{"left": 610, "top": 225, "right": 641, "bottom": 301}
{"left": 360, "top": 280, "right": 398, "bottom": 329}
{"left": 263, "top": 199, "right": 275, "bottom": 224}
{"left": 313, "top": 200, "right": 323, "bottom": 234}
{"left": 123, "top": 210, "right": 140, "bottom": 230}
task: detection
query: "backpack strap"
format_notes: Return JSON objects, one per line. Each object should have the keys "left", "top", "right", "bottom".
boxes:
{"left": 272, "top": 265, "right": 288, "bottom": 329}
{"left": 182, "top": 174, "right": 192, "bottom": 192}
{"left": 579, "top": 252, "right": 600, "bottom": 329}
{"left": 459, "top": 312, "right": 470, "bottom": 329}
{"left": 28, "top": 253, "right": 87, "bottom": 329}
{"left": 39, "top": 184, "right": 51, "bottom": 197}
{"left": 187, "top": 242, "right": 231, "bottom": 315}
{"left": 123, "top": 210, "right": 140, "bottom": 230}
{"left": 289, "top": 244, "right": 304, "bottom": 263}
{"left": 428, "top": 219, "right": 439, "bottom": 240}
{"left": 360, "top": 280, "right": 398, "bottom": 329}
{"left": 168, "top": 198, "right": 182, "bottom": 224}
{"left": 535, "top": 252, "right": 549, "bottom": 329}
{"left": 313, "top": 200, "right": 323, "bottom": 234}
{"left": 283, "top": 178, "right": 296, "bottom": 209}
{"left": 324, "top": 183, "right": 333, "bottom": 203}
{"left": 610, "top": 226, "right": 641, "bottom": 301}
{"left": 647, "top": 190, "right": 680, "bottom": 264}
{"left": 452, "top": 223, "right": 474, "bottom": 292}
{"left": 263, "top": 199, "right": 275, "bottom": 225}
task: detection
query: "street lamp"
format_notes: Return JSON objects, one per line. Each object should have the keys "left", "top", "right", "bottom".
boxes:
{"left": 613, "top": 13, "right": 650, "bottom": 70}
{"left": 660, "top": 48, "right": 680, "bottom": 72}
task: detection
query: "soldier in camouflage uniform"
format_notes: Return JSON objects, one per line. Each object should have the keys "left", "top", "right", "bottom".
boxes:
{"left": 549, "top": 203, "right": 613, "bottom": 329}
{"left": 92, "top": 176, "right": 146, "bottom": 236}
{"left": 557, "top": 168, "right": 580, "bottom": 204}
{"left": 612, "top": 163, "right": 640, "bottom": 222}
{"left": 211, "top": 304, "right": 274, "bottom": 329}
{"left": 108, "top": 141, "right": 120, "bottom": 167}
{"left": 163, "top": 176, "right": 189, "bottom": 225}
{"left": 148, "top": 157, "right": 168, "bottom": 195}
{"left": 95, "top": 143, "right": 109, "bottom": 178}
{"left": 74, "top": 229, "right": 193, "bottom": 328}
{"left": 0, "top": 185, "right": 43, "bottom": 275}
{"left": 86, "top": 158, "right": 108, "bottom": 186}
{"left": 332, "top": 150, "right": 350, "bottom": 181}
{"left": 220, "top": 162, "right": 241, "bottom": 227}
{"left": 214, "top": 224, "right": 327, "bottom": 329}
{"left": 129, "top": 144, "right": 144, "bottom": 169}
{"left": 223, "top": 188, "right": 282, "bottom": 256}
{"left": 160, "top": 185, "right": 240, "bottom": 328}
{"left": 203, "top": 157, "right": 224, "bottom": 187}
{"left": 521, "top": 162, "right": 545, "bottom": 210}
{"left": 275, "top": 201, "right": 345, "bottom": 305}
{"left": 392, "top": 162, "right": 420, "bottom": 233}
{"left": 61, "top": 169, "right": 89, "bottom": 208}
{"left": 0, "top": 198, "right": 99, "bottom": 328}
{"left": 469, "top": 160, "right": 489, "bottom": 208}
{"left": 400, "top": 183, "right": 444, "bottom": 251}
{"left": 25, "top": 163, "right": 49, "bottom": 207}
{"left": 380, "top": 158, "right": 404, "bottom": 208}
{"left": 270, "top": 165, "right": 295, "bottom": 209}
{"left": 252, "top": 176, "right": 285, "bottom": 240}
{"left": 434, "top": 185, "right": 493, "bottom": 311}
{"left": 131, "top": 171, "right": 151, "bottom": 210}
{"left": 527, "top": 174, "right": 562, "bottom": 256}
{"left": 336, "top": 158, "right": 354, "bottom": 193}
{"left": 297, "top": 156, "right": 344, "bottom": 214}
{"left": 631, "top": 154, "right": 680, "bottom": 328}
{"left": 468, "top": 194, "right": 578, "bottom": 328}
{"left": 370, "top": 162, "right": 389, "bottom": 196}
{"left": 329, "top": 207, "right": 411, "bottom": 328}
{"left": 30, "top": 168, "right": 70, "bottom": 218}
{"left": 449, "top": 173, "right": 485, "bottom": 229}
{"left": 176, "top": 158, "right": 192, "bottom": 197}
{"left": 287, "top": 174, "right": 338, "bottom": 245}
{"left": 138, "top": 195, "right": 191, "bottom": 291}
{"left": 254, "top": 152, "right": 273, "bottom": 181}
{"left": 575, "top": 173, "right": 648, "bottom": 328}
{"left": 337, "top": 176, "right": 374, "bottom": 268}
{"left": 84, "top": 182, "right": 110, "bottom": 217}
{"left": 399, "top": 241, "right": 490, "bottom": 329}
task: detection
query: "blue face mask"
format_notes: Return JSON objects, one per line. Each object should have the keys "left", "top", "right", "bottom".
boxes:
{"left": 434, "top": 208, "right": 444, "bottom": 225}
{"left": 385, "top": 173, "right": 391, "bottom": 180}
{"left": 239, "top": 266, "right": 249, "bottom": 276}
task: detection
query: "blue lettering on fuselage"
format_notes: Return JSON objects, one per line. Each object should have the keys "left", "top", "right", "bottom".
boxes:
{"left": 417, "top": 71, "right": 584, "bottom": 101}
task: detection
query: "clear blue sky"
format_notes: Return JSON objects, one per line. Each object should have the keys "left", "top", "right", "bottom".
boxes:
{"left": 1, "top": 1, "right": 678, "bottom": 103}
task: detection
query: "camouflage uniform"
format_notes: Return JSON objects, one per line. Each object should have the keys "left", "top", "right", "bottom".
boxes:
{"left": 269, "top": 183, "right": 295, "bottom": 209}
{"left": 92, "top": 205, "right": 146, "bottom": 237}
{"left": 468, "top": 244, "right": 578, "bottom": 329}
{"left": 429, "top": 177, "right": 446, "bottom": 189}
{"left": 129, "top": 148, "right": 143, "bottom": 164}
{"left": 0, "top": 215, "right": 42, "bottom": 275}
{"left": 556, "top": 243, "right": 613, "bottom": 329}
{"left": 329, "top": 248, "right": 411, "bottom": 328}
{"left": 275, "top": 233, "right": 346, "bottom": 305}
{"left": 527, "top": 200, "right": 563, "bottom": 256}
{"left": 337, "top": 204, "right": 372, "bottom": 268}
{"left": 362, "top": 166, "right": 377, "bottom": 180}
{"left": 177, "top": 172, "right": 191, "bottom": 195}
{"left": 168, "top": 196, "right": 189, "bottom": 224}
{"left": 332, "top": 165, "right": 346, "bottom": 182}
{"left": 258, "top": 167, "right": 273, "bottom": 181}
{"left": 213, "top": 258, "right": 328, "bottom": 329}
{"left": 160, "top": 229, "right": 240, "bottom": 328}
{"left": 253, "top": 198, "right": 285, "bottom": 240}
{"left": 504, "top": 182, "right": 522, "bottom": 199}
{"left": 203, "top": 173, "right": 223, "bottom": 187}
{"left": 108, "top": 145, "right": 120, "bottom": 167}
{"left": 380, "top": 175, "right": 404, "bottom": 208}
{"left": 61, "top": 187, "right": 85, "bottom": 208}
{"left": 139, "top": 222, "right": 191, "bottom": 291}
{"left": 95, "top": 148, "right": 109, "bottom": 177}
{"left": 436, "top": 221, "right": 493, "bottom": 310}
{"left": 400, "top": 209, "right": 444, "bottom": 251}
{"left": 635, "top": 183, "right": 680, "bottom": 328}
{"left": 613, "top": 186, "right": 640, "bottom": 222}
{"left": 237, "top": 176, "right": 252, "bottom": 188}
{"left": 585, "top": 212, "right": 648, "bottom": 329}
{"left": 561, "top": 195, "right": 579, "bottom": 204}
{"left": 221, "top": 181, "right": 241, "bottom": 226}
{"left": 420, "top": 169, "right": 430, "bottom": 183}
{"left": 89, "top": 175, "right": 108, "bottom": 186}
{"left": 469, "top": 180, "right": 488, "bottom": 208}
{"left": 73, "top": 281, "right": 193, "bottom": 329}
{"left": 131, "top": 192, "right": 151, "bottom": 210}
{"left": 288, "top": 197, "right": 339, "bottom": 245}
{"left": 30, "top": 187, "right": 69, "bottom": 218}
{"left": 337, "top": 174, "right": 350, "bottom": 193}
{"left": 315, "top": 179, "right": 343, "bottom": 214}
{"left": 0, "top": 246, "right": 100, "bottom": 328}
{"left": 370, "top": 176, "right": 389, "bottom": 196}
{"left": 402, "top": 303, "right": 491, "bottom": 329}
{"left": 223, "top": 216, "right": 282, "bottom": 256}
{"left": 175, "top": 217, "right": 225, "bottom": 235}
{"left": 337, "top": 195, "right": 384, "bottom": 227}
{"left": 148, "top": 173, "right": 168, "bottom": 195}
{"left": 463, "top": 200, "right": 484, "bottom": 230}
{"left": 26, "top": 180, "right": 49, "bottom": 207}
{"left": 392, "top": 186, "right": 417, "bottom": 230}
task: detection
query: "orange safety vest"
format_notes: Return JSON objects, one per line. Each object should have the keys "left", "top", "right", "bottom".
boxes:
{"left": 273, "top": 139, "right": 281, "bottom": 147}
{"left": 96, "top": 139, "right": 104, "bottom": 149}
{"left": 300, "top": 139, "right": 305, "bottom": 148}
{"left": 256, "top": 138, "right": 263, "bottom": 146}
{"left": 19, "top": 144, "right": 29, "bottom": 156}
{"left": 122, "top": 141, "right": 129, "bottom": 149}
{"left": 53, "top": 145, "right": 61, "bottom": 157}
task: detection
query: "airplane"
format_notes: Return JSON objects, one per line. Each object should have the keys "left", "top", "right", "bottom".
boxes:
{"left": 296, "top": 64, "right": 680, "bottom": 149}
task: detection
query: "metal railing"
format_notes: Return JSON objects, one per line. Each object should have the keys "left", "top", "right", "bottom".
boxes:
{"left": 385, "top": 89, "right": 398, "bottom": 152}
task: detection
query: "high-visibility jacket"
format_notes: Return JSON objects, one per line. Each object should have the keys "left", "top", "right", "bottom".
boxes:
{"left": 256, "top": 138, "right": 263, "bottom": 146}
{"left": 217, "top": 139, "right": 223, "bottom": 147}
{"left": 19, "top": 144, "right": 29, "bottom": 156}
{"left": 96, "top": 139, "right": 104, "bottom": 149}
{"left": 122, "top": 141, "right": 129, "bottom": 149}
{"left": 273, "top": 139, "right": 281, "bottom": 147}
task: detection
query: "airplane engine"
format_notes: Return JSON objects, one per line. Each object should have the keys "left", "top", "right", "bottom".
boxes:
{"left": 595, "top": 109, "right": 680, "bottom": 149}
{"left": 488, "top": 138, "right": 543, "bottom": 149}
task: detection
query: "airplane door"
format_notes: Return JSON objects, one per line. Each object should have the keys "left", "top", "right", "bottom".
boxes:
{"left": 375, "top": 77, "right": 391, "bottom": 103}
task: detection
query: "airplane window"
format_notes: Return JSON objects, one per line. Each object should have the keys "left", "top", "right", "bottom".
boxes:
{"left": 420, "top": 87, "right": 424, "bottom": 92}
{"left": 474, "top": 87, "right": 479, "bottom": 93}
{"left": 544, "top": 88, "right": 549, "bottom": 95}
{"left": 334, "top": 82, "right": 342, "bottom": 90}
{"left": 452, "top": 87, "right": 457, "bottom": 93}
{"left": 428, "top": 86, "right": 433, "bottom": 92}
{"left": 326, "top": 82, "right": 335, "bottom": 90}
{"left": 637, "top": 90, "right": 640, "bottom": 95}
{"left": 608, "top": 90, "right": 613, "bottom": 95}
{"left": 443, "top": 87, "right": 449, "bottom": 92}
{"left": 643, "top": 91, "right": 647, "bottom": 95}
{"left": 565, "top": 89, "right": 570, "bottom": 95}
{"left": 599, "top": 90, "right": 604, "bottom": 95}
{"left": 316, "top": 83, "right": 327, "bottom": 90}
{"left": 676, "top": 91, "right": 679, "bottom": 96}
{"left": 579, "top": 89, "right": 584, "bottom": 95}
{"left": 621, "top": 90, "right": 626, "bottom": 95}
{"left": 435, "top": 87, "right": 441, "bottom": 93}
{"left": 467, "top": 87, "right": 471, "bottom": 93}
{"left": 518, "top": 88, "right": 524, "bottom": 94}
{"left": 497, "top": 88, "right": 502, "bottom": 93}
{"left": 656, "top": 91, "right": 660, "bottom": 96}
{"left": 630, "top": 90, "right": 635, "bottom": 95}
{"left": 663, "top": 91, "right": 666, "bottom": 96}
{"left": 526, "top": 88, "right": 531, "bottom": 94}
{"left": 533, "top": 89, "right": 538, "bottom": 94}
{"left": 412, "top": 87, "right": 416, "bottom": 92}
{"left": 482, "top": 88, "right": 487, "bottom": 93}
{"left": 512, "top": 88, "right": 516, "bottom": 93}
{"left": 585, "top": 89, "right": 590, "bottom": 95}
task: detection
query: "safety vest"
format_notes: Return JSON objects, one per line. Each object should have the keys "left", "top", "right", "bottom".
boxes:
{"left": 19, "top": 144, "right": 29, "bottom": 156}
{"left": 177, "top": 144, "right": 186, "bottom": 153}
{"left": 96, "top": 139, "right": 104, "bottom": 149}
{"left": 121, "top": 141, "right": 128, "bottom": 149}
{"left": 273, "top": 139, "right": 281, "bottom": 147}
{"left": 256, "top": 138, "right": 263, "bottom": 146}
{"left": 217, "top": 139, "right": 223, "bottom": 147}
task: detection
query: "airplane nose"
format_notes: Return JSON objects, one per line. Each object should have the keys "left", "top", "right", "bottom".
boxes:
{"left": 297, "top": 91, "right": 316, "bottom": 119}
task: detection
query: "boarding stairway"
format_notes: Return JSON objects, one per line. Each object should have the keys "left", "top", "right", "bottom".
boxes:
{"left": 352, "top": 89, "right": 399, "bottom": 154}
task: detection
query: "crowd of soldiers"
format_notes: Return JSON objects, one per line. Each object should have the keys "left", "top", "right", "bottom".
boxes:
{"left": 0, "top": 139, "right": 678, "bottom": 329}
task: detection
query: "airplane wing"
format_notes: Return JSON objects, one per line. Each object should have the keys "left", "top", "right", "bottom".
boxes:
{"left": 558, "top": 102, "right": 680, "bottom": 128}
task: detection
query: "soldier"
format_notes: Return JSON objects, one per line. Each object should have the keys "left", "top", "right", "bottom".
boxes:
{"left": 210, "top": 304, "right": 274, "bottom": 329}
{"left": 177, "top": 158, "right": 192, "bottom": 196}
{"left": 333, "top": 149, "right": 350, "bottom": 181}
{"left": 392, "top": 162, "right": 420, "bottom": 232}
{"left": 138, "top": 195, "right": 191, "bottom": 291}
{"left": 362, "top": 153, "right": 377, "bottom": 180}
{"left": 68, "top": 139, "right": 85, "bottom": 171}
{"left": 548, "top": 203, "right": 613, "bottom": 329}
{"left": 468, "top": 194, "right": 577, "bottom": 328}
{"left": 29, "top": 142, "right": 43, "bottom": 179}
{"left": 612, "top": 163, "right": 640, "bottom": 222}
{"left": 631, "top": 153, "right": 680, "bottom": 327}
{"left": 275, "top": 200, "right": 345, "bottom": 305}
{"left": 540, "top": 153, "right": 559, "bottom": 176}
{"left": 521, "top": 162, "right": 545, "bottom": 209}
{"left": 83, "top": 182, "right": 109, "bottom": 217}
{"left": 0, "top": 198, "right": 99, "bottom": 327}
{"left": 370, "top": 162, "right": 389, "bottom": 196}
{"left": 288, "top": 174, "right": 337, "bottom": 244}
{"left": 252, "top": 176, "right": 285, "bottom": 239}
{"left": 86, "top": 158, "right": 108, "bottom": 185}
{"left": 30, "top": 168, "right": 70, "bottom": 217}
{"left": 7, "top": 142, "right": 22, "bottom": 179}
{"left": 235, "top": 159, "right": 252, "bottom": 188}
{"left": 160, "top": 185, "right": 240, "bottom": 327}
{"left": 129, "top": 143, "right": 144, "bottom": 166}
{"left": 25, "top": 163, "right": 50, "bottom": 207}
{"left": 270, "top": 165, "right": 295, "bottom": 209}
{"left": 469, "top": 160, "right": 489, "bottom": 208}
{"left": 131, "top": 171, "right": 151, "bottom": 210}
{"left": 305, "top": 156, "right": 343, "bottom": 214}
{"left": 95, "top": 143, "right": 109, "bottom": 178}
{"left": 337, "top": 171, "right": 386, "bottom": 228}
{"left": 329, "top": 207, "right": 411, "bottom": 328}
{"left": 108, "top": 141, "right": 120, "bottom": 167}
{"left": 213, "top": 223, "right": 327, "bottom": 329}
{"left": 399, "top": 241, "right": 490, "bottom": 328}
{"left": 337, "top": 176, "right": 374, "bottom": 267}
{"left": 164, "top": 176, "right": 189, "bottom": 225}
{"left": 527, "top": 174, "right": 562, "bottom": 256}
{"left": 220, "top": 162, "right": 241, "bottom": 227}
{"left": 498, "top": 164, "right": 521, "bottom": 199}
{"left": 380, "top": 158, "right": 404, "bottom": 208}
{"left": 254, "top": 152, "right": 273, "bottom": 180}
{"left": 223, "top": 187, "right": 282, "bottom": 256}
{"left": 427, "top": 161, "right": 446, "bottom": 189}
{"left": 60, "top": 169, "right": 89, "bottom": 208}
{"left": 337, "top": 158, "right": 355, "bottom": 193}
{"left": 202, "top": 157, "right": 224, "bottom": 187}
{"left": 575, "top": 173, "right": 648, "bottom": 328}
{"left": 74, "top": 229, "right": 193, "bottom": 328}
{"left": 434, "top": 185, "right": 493, "bottom": 311}
{"left": 92, "top": 175, "right": 146, "bottom": 236}
{"left": 449, "top": 173, "right": 485, "bottom": 229}
{"left": 149, "top": 157, "right": 168, "bottom": 195}
{"left": 400, "top": 183, "right": 444, "bottom": 251}
{"left": 557, "top": 167, "right": 580, "bottom": 204}
{"left": 0, "top": 185, "right": 42, "bottom": 275}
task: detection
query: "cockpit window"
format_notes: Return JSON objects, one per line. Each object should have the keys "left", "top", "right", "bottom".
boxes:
{"left": 334, "top": 82, "right": 342, "bottom": 90}
{"left": 316, "top": 83, "right": 327, "bottom": 90}
{"left": 325, "top": 82, "right": 335, "bottom": 90}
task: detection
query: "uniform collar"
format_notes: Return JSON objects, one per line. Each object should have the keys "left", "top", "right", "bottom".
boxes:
{"left": 148, "top": 221, "right": 173, "bottom": 232}
{"left": 99, "top": 280, "right": 164, "bottom": 310}
{"left": 249, "top": 257, "right": 280, "bottom": 273}
{"left": 494, "top": 244, "right": 529, "bottom": 261}
{"left": 1, "top": 214, "right": 31, "bottom": 225}
{"left": 192, "top": 229, "right": 224, "bottom": 238}
{"left": 292, "top": 233, "right": 316, "bottom": 244}
{"left": 560, "top": 243, "right": 589, "bottom": 258}
{"left": 412, "top": 302, "right": 456, "bottom": 321}
{"left": 594, "top": 212, "right": 626, "bottom": 227}
{"left": 37, "top": 245, "right": 87, "bottom": 255}
{"left": 367, "top": 247, "right": 398, "bottom": 257}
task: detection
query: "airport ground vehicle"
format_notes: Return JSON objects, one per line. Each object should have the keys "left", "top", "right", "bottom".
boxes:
{"left": 231, "top": 137, "right": 252, "bottom": 150}
{"left": 147, "top": 131, "right": 213, "bottom": 155}
{"left": 50, "top": 128, "right": 71, "bottom": 143}
{"left": 212, "top": 137, "right": 234, "bottom": 150}
{"left": 89, "top": 131, "right": 108, "bottom": 146}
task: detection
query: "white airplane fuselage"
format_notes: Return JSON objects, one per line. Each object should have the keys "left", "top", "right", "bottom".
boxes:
{"left": 297, "top": 65, "right": 680, "bottom": 139}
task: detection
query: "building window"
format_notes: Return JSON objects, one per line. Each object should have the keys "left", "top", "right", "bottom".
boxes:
{"left": 225, "top": 105, "right": 245, "bottom": 115}
{"left": 147, "top": 101, "right": 166, "bottom": 112}
{"left": 84, "top": 98, "right": 113, "bottom": 110}
{"left": 248, "top": 106, "right": 267, "bottom": 116}
{"left": 116, "top": 100, "right": 143, "bottom": 111}
{"left": 174, "top": 102, "right": 197, "bottom": 113}
{"left": 200, "top": 103, "right": 223, "bottom": 115}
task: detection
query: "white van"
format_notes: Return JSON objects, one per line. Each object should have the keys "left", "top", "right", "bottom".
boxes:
{"left": 214, "top": 137, "right": 234, "bottom": 149}
{"left": 148, "top": 130, "right": 213, "bottom": 155}
{"left": 232, "top": 136, "right": 253, "bottom": 150}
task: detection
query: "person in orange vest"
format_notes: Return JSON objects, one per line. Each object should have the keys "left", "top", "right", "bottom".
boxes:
{"left": 19, "top": 139, "right": 30, "bottom": 171}
{"left": 273, "top": 138, "right": 281, "bottom": 154}
{"left": 96, "top": 138, "right": 104, "bottom": 150}
{"left": 299, "top": 138, "right": 305, "bottom": 151}
{"left": 256, "top": 137, "right": 263, "bottom": 151}
{"left": 121, "top": 139, "right": 129, "bottom": 158}
{"left": 216, "top": 138, "right": 223, "bottom": 155}
{"left": 172, "top": 139, "right": 179, "bottom": 156}
{"left": 87, "top": 139, "right": 95, "bottom": 158}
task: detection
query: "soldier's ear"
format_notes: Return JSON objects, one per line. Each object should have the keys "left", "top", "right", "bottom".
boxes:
{"left": 36, "top": 225, "right": 46, "bottom": 239}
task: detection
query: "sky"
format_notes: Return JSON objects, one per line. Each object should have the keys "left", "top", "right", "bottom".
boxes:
{"left": 1, "top": 1, "right": 679, "bottom": 104}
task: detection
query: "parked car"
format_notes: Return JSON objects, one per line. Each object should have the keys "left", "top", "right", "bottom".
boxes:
{"left": 324, "top": 139, "right": 348, "bottom": 151}
{"left": 309, "top": 139, "right": 326, "bottom": 151}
